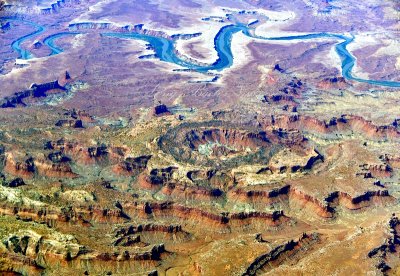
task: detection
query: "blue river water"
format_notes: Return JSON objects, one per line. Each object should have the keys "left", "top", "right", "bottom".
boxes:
{"left": 3, "top": 17, "right": 400, "bottom": 88}
{"left": 102, "top": 24, "right": 243, "bottom": 72}
{"left": 103, "top": 25, "right": 400, "bottom": 87}
{"left": 5, "top": 18, "right": 46, "bottom": 59}
{"left": 43, "top": 32, "right": 79, "bottom": 55}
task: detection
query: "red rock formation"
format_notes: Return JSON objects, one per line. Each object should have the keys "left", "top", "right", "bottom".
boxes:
{"left": 263, "top": 94, "right": 295, "bottom": 103}
{"left": 317, "top": 77, "right": 348, "bottom": 90}
{"left": 358, "top": 164, "right": 393, "bottom": 178}
{"left": 187, "top": 169, "right": 234, "bottom": 190}
{"left": 160, "top": 182, "right": 224, "bottom": 201}
{"left": 122, "top": 201, "right": 289, "bottom": 229}
{"left": 289, "top": 188, "right": 333, "bottom": 218}
{"left": 61, "top": 109, "right": 95, "bottom": 123}
{"left": 4, "top": 154, "right": 35, "bottom": 178}
{"left": 0, "top": 252, "right": 43, "bottom": 275}
{"left": 186, "top": 128, "right": 271, "bottom": 151}
{"left": 262, "top": 114, "right": 400, "bottom": 140}
{"left": 116, "top": 224, "right": 183, "bottom": 236}
{"left": 112, "top": 155, "right": 151, "bottom": 176}
{"left": 337, "top": 190, "right": 393, "bottom": 210}
{"left": 58, "top": 71, "right": 73, "bottom": 86}
{"left": 138, "top": 168, "right": 226, "bottom": 201}
{"left": 95, "top": 243, "right": 166, "bottom": 261}
{"left": 228, "top": 186, "right": 290, "bottom": 206}
{"left": 244, "top": 232, "right": 320, "bottom": 275}
{"left": 265, "top": 72, "right": 279, "bottom": 85}
{"left": 55, "top": 119, "right": 84, "bottom": 128}
{"left": 380, "top": 154, "right": 400, "bottom": 168}
{"left": 45, "top": 139, "right": 128, "bottom": 165}
{"left": 229, "top": 185, "right": 393, "bottom": 218}
{"left": 0, "top": 203, "right": 130, "bottom": 228}
{"left": 4, "top": 153, "right": 78, "bottom": 178}
{"left": 368, "top": 215, "right": 400, "bottom": 273}
{"left": 34, "top": 159, "right": 78, "bottom": 178}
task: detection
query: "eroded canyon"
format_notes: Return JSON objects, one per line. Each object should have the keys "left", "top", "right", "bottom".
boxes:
{"left": 0, "top": 0, "right": 400, "bottom": 275}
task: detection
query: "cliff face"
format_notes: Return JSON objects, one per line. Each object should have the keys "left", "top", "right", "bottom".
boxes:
{"left": 157, "top": 121, "right": 312, "bottom": 170}
{"left": 3, "top": 230, "right": 85, "bottom": 262}
{"left": 0, "top": 224, "right": 169, "bottom": 273}
{"left": 33, "top": 159, "right": 78, "bottom": 178}
{"left": 69, "top": 22, "right": 112, "bottom": 30}
{"left": 69, "top": 20, "right": 202, "bottom": 42}
{"left": 228, "top": 184, "right": 393, "bottom": 219}
{"left": 1, "top": 110, "right": 397, "bottom": 275}
{"left": 262, "top": 114, "right": 400, "bottom": 140}
{"left": 55, "top": 119, "right": 83, "bottom": 128}
{"left": 244, "top": 233, "right": 320, "bottom": 275}
{"left": 4, "top": 153, "right": 78, "bottom": 178}
{"left": 113, "top": 155, "right": 152, "bottom": 176}
{"left": 0, "top": 22, "right": 11, "bottom": 32}
{"left": 1, "top": 79, "right": 69, "bottom": 108}
{"left": 2, "top": 0, "right": 400, "bottom": 274}
{"left": 317, "top": 77, "right": 348, "bottom": 90}
{"left": 380, "top": 154, "right": 400, "bottom": 169}
{"left": 40, "top": 0, "right": 73, "bottom": 14}
{"left": 121, "top": 201, "right": 289, "bottom": 231}
{"left": 185, "top": 128, "right": 271, "bottom": 151}
{"left": 368, "top": 215, "right": 400, "bottom": 273}
{"left": 152, "top": 104, "right": 171, "bottom": 116}
{"left": 44, "top": 139, "right": 128, "bottom": 165}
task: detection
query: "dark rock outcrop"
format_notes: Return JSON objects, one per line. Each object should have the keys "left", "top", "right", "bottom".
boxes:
{"left": 55, "top": 119, "right": 84, "bottom": 128}
{"left": 263, "top": 114, "right": 400, "bottom": 140}
{"left": 5, "top": 178, "right": 26, "bottom": 188}
{"left": 1, "top": 80, "right": 66, "bottom": 108}
{"left": 113, "top": 155, "right": 152, "bottom": 175}
{"left": 153, "top": 104, "right": 171, "bottom": 116}
{"left": 148, "top": 167, "right": 178, "bottom": 185}
{"left": 48, "top": 151, "right": 71, "bottom": 163}
{"left": 317, "top": 76, "right": 347, "bottom": 90}
{"left": 4, "top": 154, "right": 77, "bottom": 178}
{"left": 243, "top": 233, "right": 320, "bottom": 275}
{"left": 368, "top": 215, "right": 400, "bottom": 273}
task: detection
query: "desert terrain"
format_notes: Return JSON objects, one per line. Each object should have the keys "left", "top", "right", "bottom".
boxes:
{"left": 0, "top": 0, "right": 400, "bottom": 275}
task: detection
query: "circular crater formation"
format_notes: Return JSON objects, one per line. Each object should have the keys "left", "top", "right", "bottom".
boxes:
{"left": 158, "top": 121, "right": 309, "bottom": 169}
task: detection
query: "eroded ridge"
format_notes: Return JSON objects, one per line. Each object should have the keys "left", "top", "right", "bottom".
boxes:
{"left": 1, "top": 0, "right": 400, "bottom": 274}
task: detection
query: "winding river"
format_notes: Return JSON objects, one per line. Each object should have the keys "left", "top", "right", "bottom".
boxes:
{"left": 43, "top": 32, "right": 79, "bottom": 55}
{"left": 3, "top": 17, "right": 400, "bottom": 88}
{"left": 5, "top": 18, "right": 46, "bottom": 59}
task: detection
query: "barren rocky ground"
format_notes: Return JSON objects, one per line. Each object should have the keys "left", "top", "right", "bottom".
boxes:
{"left": 0, "top": 0, "right": 400, "bottom": 275}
